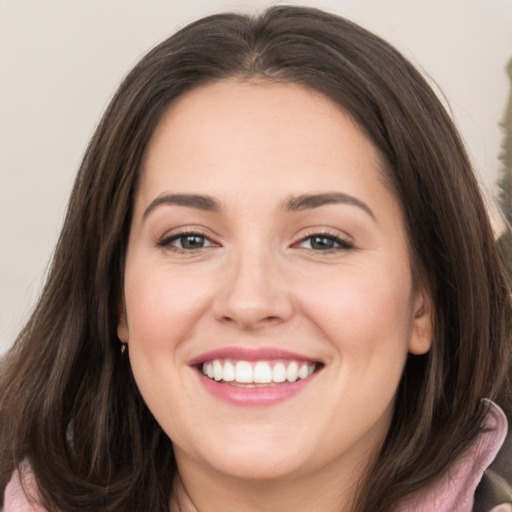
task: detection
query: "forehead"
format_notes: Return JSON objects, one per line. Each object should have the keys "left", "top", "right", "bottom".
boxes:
{"left": 139, "top": 80, "right": 390, "bottom": 200}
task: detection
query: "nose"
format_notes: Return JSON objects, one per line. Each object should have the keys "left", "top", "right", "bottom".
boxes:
{"left": 212, "top": 248, "right": 295, "bottom": 330}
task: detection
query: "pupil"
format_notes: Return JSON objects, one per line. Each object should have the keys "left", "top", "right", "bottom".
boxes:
{"left": 182, "top": 235, "right": 204, "bottom": 249}
{"left": 311, "top": 236, "right": 334, "bottom": 250}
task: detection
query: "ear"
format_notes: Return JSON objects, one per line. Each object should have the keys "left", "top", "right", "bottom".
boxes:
{"left": 408, "top": 287, "right": 433, "bottom": 355}
{"left": 117, "top": 298, "right": 129, "bottom": 343}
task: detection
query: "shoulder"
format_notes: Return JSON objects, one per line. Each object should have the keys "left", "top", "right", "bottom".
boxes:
{"left": 2, "top": 464, "right": 48, "bottom": 512}
{"left": 397, "top": 401, "right": 511, "bottom": 512}
{"left": 475, "top": 403, "right": 512, "bottom": 512}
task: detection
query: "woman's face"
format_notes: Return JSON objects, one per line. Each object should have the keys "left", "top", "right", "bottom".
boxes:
{"left": 118, "top": 80, "right": 432, "bottom": 485}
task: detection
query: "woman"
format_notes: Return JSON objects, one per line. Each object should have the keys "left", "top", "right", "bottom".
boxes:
{"left": 1, "top": 6, "right": 511, "bottom": 512}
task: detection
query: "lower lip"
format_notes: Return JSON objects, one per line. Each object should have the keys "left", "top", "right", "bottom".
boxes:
{"left": 197, "top": 371, "right": 318, "bottom": 406}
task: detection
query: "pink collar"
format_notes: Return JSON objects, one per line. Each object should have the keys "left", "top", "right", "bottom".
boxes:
{"left": 397, "top": 401, "right": 509, "bottom": 512}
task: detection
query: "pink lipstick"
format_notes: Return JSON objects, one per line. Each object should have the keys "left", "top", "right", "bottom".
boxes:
{"left": 190, "top": 347, "right": 322, "bottom": 406}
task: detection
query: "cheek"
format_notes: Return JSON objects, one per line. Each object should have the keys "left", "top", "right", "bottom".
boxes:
{"left": 121, "top": 264, "right": 212, "bottom": 435}
{"left": 307, "top": 268, "right": 412, "bottom": 413}
{"left": 123, "top": 262, "right": 215, "bottom": 348}
{"left": 300, "top": 265, "right": 414, "bottom": 349}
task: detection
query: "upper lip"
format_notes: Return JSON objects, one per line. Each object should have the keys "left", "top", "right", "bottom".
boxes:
{"left": 189, "top": 346, "right": 321, "bottom": 366}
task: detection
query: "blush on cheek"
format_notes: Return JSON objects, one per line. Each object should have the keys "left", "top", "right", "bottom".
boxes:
{"left": 313, "top": 279, "right": 413, "bottom": 354}
{"left": 126, "top": 269, "right": 208, "bottom": 337}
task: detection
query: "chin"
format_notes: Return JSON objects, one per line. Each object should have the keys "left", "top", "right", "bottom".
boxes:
{"left": 209, "top": 452, "right": 307, "bottom": 481}
{"left": 182, "top": 431, "right": 315, "bottom": 481}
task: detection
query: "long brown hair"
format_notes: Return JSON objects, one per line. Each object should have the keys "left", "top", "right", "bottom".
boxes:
{"left": 1, "top": 6, "right": 511, "bottom": 512}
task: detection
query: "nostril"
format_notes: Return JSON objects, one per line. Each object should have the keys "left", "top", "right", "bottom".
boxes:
{"left": 220, "top": 314, "right": 283, "bottom": 329}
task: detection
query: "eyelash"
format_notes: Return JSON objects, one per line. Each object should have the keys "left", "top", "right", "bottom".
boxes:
{"left": 294, "top": 231, "right": 355, "bottom": 253}
{"left": 156, "top": 230, "right": 355, "bottom": 254}
{"left": 156, "top": 231, "right": 217, "bottom": 253}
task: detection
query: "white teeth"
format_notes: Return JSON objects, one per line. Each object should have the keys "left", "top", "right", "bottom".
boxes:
{"left": 235, "top": 361, "right": 253, "bottom": 383}
{"left": 223, "top": 361, "right": 235, "bottom": 382}
{"left": 213, "top": 360, "right": 223, "bottom": 381}
{"left": 286, "top": 362, "right": 298, "bottom": 382}
{"left": 254, "top": 362, "right": 272, "bottom": 383}
{"left": 298, "top": 363, "right": 309, "bottom": 379}
{"left": 202, "top": 359, "right": 317, "bottom": 385}
{"left": 272, "top": 363, "right": 287, "bottom": 383}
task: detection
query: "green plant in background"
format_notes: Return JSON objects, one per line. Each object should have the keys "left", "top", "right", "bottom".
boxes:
{"left": 479, "top": 55, "right": 512, "bottom": 510}
{"left": 497, "top": 57, "right": 512, "bottom": 276}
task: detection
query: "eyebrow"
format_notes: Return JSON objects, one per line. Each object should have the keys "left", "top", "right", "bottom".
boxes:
{"left": 284, "top": 193, "right": 376, "bottom": 220}
{"left": 142, "top": 191, "right": 375, "bottom": 221}
{"left": 142, "top": 193, "right": 221, "bottom": 220}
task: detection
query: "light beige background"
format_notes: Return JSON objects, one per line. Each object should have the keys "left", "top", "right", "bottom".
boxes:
{"left": 1, "top": 0, "right": 511, "bottom": 354}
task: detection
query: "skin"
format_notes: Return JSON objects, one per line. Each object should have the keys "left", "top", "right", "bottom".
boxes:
{"left": 118, "top": 80, "right": 433, "bottom": 512}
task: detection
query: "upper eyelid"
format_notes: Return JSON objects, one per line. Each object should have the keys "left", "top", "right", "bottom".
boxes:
{"left": 292, "top": 226, "right": 357, "bottom": 250}
{"left": 295, "top": 234, "right": 354, "bottom": 249}
{"left": 294, "top": 227, "right": 354, "bottom": 243}
{"left": 155, "top": 226, "right": 355, "bottom": 247}
{"left": 157, "top": 225, "right": 219, "bottom": 241}
{"left": 155, "top": 230, "right": 218, "bottom": 250}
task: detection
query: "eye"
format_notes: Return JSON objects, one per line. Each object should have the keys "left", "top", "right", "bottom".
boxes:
{"left": 296, "top": 233, "right": 354, "bottom": 252}
{"left": 158, "top": 232, "right": 216, "bottom": 251}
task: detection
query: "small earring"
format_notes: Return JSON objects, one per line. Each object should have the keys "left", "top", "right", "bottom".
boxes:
{"left": 121, "top": 343, "right": 127, "bottom": 355}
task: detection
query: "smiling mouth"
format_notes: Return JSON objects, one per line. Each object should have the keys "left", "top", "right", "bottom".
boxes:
{"left": 200, "top": 359, "right": 320, "bottom": 387}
